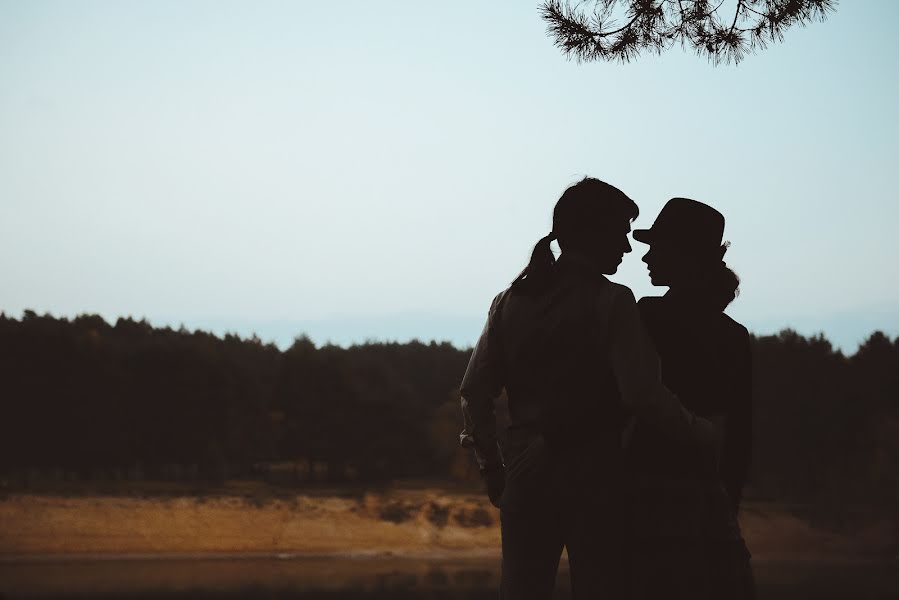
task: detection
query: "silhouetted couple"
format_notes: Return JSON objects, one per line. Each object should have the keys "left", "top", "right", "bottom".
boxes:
{"left": 460, "top": 178, "right": 755, "bottom": 599}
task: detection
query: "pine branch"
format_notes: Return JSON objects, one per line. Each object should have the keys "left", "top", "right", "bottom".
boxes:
{"left": 541, "top": 0, "right": 837, "bottom": 65}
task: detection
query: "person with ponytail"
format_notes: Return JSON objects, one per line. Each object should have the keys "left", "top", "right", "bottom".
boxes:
{"left": 459, "top": 178, "right": 722, "bottom": 599}
{"left": 629, "top": 198, "right": 755, "bottom": 599}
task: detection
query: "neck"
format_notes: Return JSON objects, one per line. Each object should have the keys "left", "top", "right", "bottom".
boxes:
{"left": 665, "top": 284, "right": 718, "bottom": 311}
{"left": 559, "top": 248, "right": 591, "bottom": 264}
{"left": 558, "top": 250, "right": 602, "bottom": 273}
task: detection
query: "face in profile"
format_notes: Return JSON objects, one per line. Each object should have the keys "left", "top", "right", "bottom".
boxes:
{"left": 561, "top": 217, "right": 633, "bottom": 275}
{"left": 593, "top": 218, "right": 633, "bottom": 275}
{"left": 641, "top": 241, "right": 684, "bottom": 286}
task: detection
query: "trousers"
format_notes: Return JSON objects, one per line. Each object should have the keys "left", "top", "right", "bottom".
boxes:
{"left": 627, "top": 476, "right": 756, "bottom": 600}
{"left": 499, "top": 433, "right": 627, "bottom": 600}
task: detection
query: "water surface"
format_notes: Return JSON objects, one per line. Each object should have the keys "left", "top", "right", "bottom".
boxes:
{"left": 1, "top": 557, "right": 897, "bottom": 599}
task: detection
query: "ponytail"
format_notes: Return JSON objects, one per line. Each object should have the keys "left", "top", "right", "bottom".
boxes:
{"left": 511, "top": 232, "right": 557, "bottom": 294}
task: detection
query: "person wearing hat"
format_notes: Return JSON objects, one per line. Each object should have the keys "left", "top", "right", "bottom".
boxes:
{"left": 627, "top": 198, "right": 756, "bottom": 599}
{"left": 459, "top": 180, "right": 722, "bottom": 600}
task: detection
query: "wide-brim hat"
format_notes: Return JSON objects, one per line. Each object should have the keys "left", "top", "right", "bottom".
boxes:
{"left": 632, "top": 197, "right": 725, "bottom": 255}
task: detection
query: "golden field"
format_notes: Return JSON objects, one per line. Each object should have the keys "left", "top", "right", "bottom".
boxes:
{"left": 0, "top": 483, "right": 890, "bottom": 560}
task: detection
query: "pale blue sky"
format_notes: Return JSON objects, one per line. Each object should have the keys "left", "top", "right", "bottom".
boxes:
{"left": 1, "top": 1, "right": 897, "bottom": 352}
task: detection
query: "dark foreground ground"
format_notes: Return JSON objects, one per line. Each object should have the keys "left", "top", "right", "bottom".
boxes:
{"left": 1, "top": 557, "right": 898, "bottom": 600}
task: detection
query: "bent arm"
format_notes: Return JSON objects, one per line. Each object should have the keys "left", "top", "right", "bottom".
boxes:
{"left": 607, "top": 287, "right": 720, "bottom": 448}
{"left": 459, "top": 291, "right": 506, "bottom": 472}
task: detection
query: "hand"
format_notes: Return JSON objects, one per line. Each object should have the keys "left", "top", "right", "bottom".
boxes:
{"left": 482, "top": 466, "right": 506, "bottom": 508}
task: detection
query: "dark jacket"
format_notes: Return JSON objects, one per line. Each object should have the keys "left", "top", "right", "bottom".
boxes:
{"left": 459, "top": 253, "right": 719, "bottom": 472}
{"left": 629, "top": 295, "right": 753, "bottom": 506}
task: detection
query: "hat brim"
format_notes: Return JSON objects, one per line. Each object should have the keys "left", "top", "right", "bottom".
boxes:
{"left": 632, "top": 228, "right": 654, "bottom": 244}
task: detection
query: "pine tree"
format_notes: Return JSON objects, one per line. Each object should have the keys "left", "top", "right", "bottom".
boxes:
{"left": 541, "top": 0, "right": 836, "bottom": 65}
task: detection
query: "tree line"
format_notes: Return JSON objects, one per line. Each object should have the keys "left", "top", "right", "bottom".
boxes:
{"left": 0, "top": 311, "right": 896, "bottom": 520}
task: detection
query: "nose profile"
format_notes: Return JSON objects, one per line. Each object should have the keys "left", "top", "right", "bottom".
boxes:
{"left": 624, "top": 238, "right": 632, "bottom": 254}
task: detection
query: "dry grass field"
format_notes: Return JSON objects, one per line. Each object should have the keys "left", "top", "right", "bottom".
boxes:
{"left": 0, "top": 481, "right": 891, "bottom": 561}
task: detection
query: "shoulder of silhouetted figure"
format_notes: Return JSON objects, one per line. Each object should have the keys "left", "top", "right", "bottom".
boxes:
{"left": 719, "top": 312, "right": 750, "bottom": 346}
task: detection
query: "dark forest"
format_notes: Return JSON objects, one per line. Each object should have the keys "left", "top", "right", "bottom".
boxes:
{"left": 1, "top": 311, "right": 896, "bottom": 529}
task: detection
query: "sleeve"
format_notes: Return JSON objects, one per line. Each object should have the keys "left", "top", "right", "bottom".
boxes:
{"left": 720, "top": 329, "right": 753, "bottom": 509}
{"left": 459, "top": 291, "right": 506, "bottom": 472}
{"left": 606, "top": 286, "right": 720, "bottom": 447}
